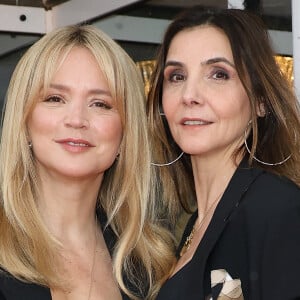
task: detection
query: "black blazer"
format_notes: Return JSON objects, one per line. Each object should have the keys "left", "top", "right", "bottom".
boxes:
{"left": 0, "top": 211, "right": 131, "bottom": 300}
{"left": 156, "top": 160, "right": 300, "bottom": 300}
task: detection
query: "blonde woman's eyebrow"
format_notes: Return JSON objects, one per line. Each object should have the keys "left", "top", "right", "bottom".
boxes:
{"left": 48, "top": 83, "right": 112, "bottom": 97}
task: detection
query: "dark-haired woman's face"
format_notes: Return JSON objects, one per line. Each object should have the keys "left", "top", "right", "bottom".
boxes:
{"left": 162, "top": 25, "right": 251, "bottom": 160}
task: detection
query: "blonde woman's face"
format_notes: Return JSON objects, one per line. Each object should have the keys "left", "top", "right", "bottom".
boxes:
{"left": 27, "top": 47, "right": 122, "bottom": 181}
{"left": 162, "top": 26, "right": 251, "bottom": 160}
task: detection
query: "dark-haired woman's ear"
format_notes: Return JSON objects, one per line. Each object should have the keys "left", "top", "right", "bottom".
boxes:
{"left": 256, "top": 102, "right": 266, "bottom": 117}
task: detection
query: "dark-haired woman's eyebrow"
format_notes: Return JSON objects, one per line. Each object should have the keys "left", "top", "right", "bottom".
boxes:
{"left": 202, "top": 57, "right": 235, "bottom": 68}
{"left": 164, "top": 60, "right": 184, "bottom": 69}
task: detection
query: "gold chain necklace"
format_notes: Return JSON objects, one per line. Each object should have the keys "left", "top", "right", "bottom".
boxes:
{"left": 179, "top": 192, "right": 223, "bottom": 257}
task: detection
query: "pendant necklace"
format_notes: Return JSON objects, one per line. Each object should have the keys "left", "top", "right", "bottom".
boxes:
{"left": 180, "top": 192, "right": 223, "bottom": 257}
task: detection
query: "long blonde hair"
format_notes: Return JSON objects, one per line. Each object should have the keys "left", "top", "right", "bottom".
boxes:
{"left": 0, "top": 25, "right": 175, "bottom": 299}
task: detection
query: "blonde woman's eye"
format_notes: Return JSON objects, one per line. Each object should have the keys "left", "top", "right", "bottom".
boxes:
{"left": 44, "top": 95, "right": 63, "bottom": 103}
{"left": 91, "top": 101, "right": 112, "bottom": 110}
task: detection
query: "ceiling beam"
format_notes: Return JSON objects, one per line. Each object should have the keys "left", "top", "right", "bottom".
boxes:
{"left": 0, "top": 0, "right": 142, "bottom": 34}
{"left": 0, "top": 12, "right": 293, "bottom": 58}
{"left": 94, "top": 15, "right": 170, "bottom": 44}
{"left": 93, "top": 14, "right": 292, "bottom": 56}
{"left": 0, "top": 33, "right": 39, "bottom": 56}
{"left": 0, "top": 5, "right": 46, "bottom": 33}
{"left": 0, "top": 0, "right": 143, "bottom": 55}
{"left": 46, "top": 0, "right": 142, "bottom": 32}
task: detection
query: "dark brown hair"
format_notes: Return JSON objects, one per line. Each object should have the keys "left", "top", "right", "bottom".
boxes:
{"left": 147, "top": 6, "right": 300, "bottom": 217}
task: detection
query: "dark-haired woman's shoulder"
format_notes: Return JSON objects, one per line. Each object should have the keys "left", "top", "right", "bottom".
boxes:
{"left": 245, "top": 167, "right": 300, "bottom": 213}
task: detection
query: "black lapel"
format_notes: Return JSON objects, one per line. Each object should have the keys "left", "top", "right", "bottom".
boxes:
{"left": 187, "top": 159, "right": 264, "bottom": 296}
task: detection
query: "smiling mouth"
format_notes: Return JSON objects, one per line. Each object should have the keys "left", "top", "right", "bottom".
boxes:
{"left": 67, "top": 141, "right": 90, "bottom": 147}
{"left": 183, "top": 120, "right": 211, "bottom": 125}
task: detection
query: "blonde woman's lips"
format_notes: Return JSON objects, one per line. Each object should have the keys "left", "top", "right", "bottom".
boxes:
{"left": 55, "top": 138, "right": 95, "bottom": 152}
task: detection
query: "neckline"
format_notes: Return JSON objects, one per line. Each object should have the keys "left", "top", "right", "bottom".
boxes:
{"left": 173, "top": 158, "right": 264, "bottom": 278}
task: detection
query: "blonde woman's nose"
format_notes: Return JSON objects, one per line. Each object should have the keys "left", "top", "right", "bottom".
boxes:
{"left": 64, "top": 103, "right": 90, "bottom": 129}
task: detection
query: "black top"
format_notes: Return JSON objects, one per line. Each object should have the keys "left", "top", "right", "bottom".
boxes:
{"left": 156, "top": 159, "right": 300, "bottom": 300}
{"left": 0, "top": 209, "right": 131, "bottom": 300}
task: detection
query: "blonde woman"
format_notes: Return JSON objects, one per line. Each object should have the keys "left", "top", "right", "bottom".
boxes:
{"left": 0, "top": 25, "right": 174, "bottom": 300}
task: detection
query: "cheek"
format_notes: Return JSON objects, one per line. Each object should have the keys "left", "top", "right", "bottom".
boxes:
{"left": 102, "top": 121, "right": 123, "bottom": 159}
{"left": 223, "top": 97, "right": 251, "bottom": 130}
{"left": 162, "top": 92, "right": 175, "bottom": 119}
{"left": 27, "top": 111, "right": 55, "bottom": 138}
{"left": 222, "top": 89, "right": 251, "bottom": 117}
{"left": 237, "top": 93, "right": 252, "bottom": 120}
{"left": 112, "top": 125, "right": 123, "bottom": 146}
{"left": 95, "top": 117, "right": 123, "bottom": 144}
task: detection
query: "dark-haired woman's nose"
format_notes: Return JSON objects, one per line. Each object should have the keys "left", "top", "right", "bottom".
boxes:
{"left": 181, "top": 78, "right": 205, "bottom": 106}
